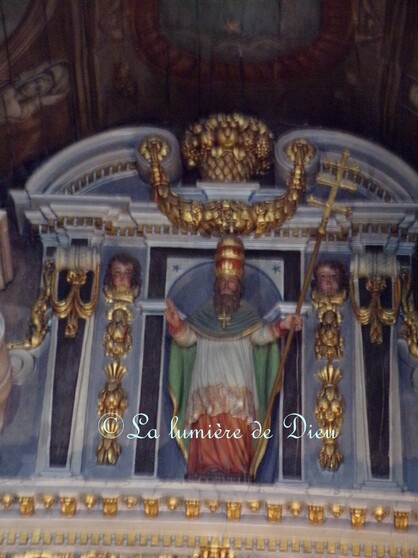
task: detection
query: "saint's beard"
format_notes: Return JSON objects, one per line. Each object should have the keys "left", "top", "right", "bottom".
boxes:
{"left": 213, "top": 291, "right": 241, "bottom": 317}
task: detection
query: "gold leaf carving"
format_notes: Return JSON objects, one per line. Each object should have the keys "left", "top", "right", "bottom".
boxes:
{"left": 8, "top": 260, "right": 54, "bottom": 350}
{"left": 315, "top": 364, "right": 343, "bottom": 471}
{"left": 141, "top": 124, "right": 312, "bottom": 237}
{"left": 400, "top": 269, "right": 418, "bottom": 358}
{"left": 350, "top": 276, "right": 400, "bottom": 344}
{"left": 50, "top": 264, "right": 100, "bottom": 338}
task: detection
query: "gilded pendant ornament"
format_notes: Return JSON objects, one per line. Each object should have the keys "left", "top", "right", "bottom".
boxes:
{"left": 97, "top": 362, "right": 128, "bottom": 417}
{"left": 315, "top": 364, "right": 344, "bottom": 471}
{"left": 140, "top": 119, "right": 313, "bottom": 236}
{"left": 311, "top": 288, "right": 346, "bottom": 361}
{"left": 97, "top": 254, "right": 141, "bottom": 465}
{"left": 103, "top": 306, "right": 132, "bottom": 359}
{"left": 400, "top": 269, "right": 418, "bottom": 358}
{"left": 311, "top": 260, "right": 348, "bottom": 471}
{"left": 349, "top": 275, "right": 400, "bottom": 344}
{"left": 96, "top": 361, "right": 128, "bottom": 465}
{"left": 96, "top": 435, "right": 121, "bottom": 465}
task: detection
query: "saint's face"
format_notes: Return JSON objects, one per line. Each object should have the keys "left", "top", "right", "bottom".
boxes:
{"left": 111, "top": 261, "right": 133, "bottom": 290}
{"left": 317, "top": 265, "right": 340, "bottom": 296}
{"left": 218, "top": 276, "right": 240, "bottom": 295}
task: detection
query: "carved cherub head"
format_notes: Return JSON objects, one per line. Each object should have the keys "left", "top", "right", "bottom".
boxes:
{"left": 312, "top": 260, "right": 348, "bottom": 297}
{"left": 104, "top": 253, "right": 141, "bottom": 302}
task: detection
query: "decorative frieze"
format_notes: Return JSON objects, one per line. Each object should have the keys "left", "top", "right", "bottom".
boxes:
{"left": 0, "top": 489, "right": 416, "bottom": 558}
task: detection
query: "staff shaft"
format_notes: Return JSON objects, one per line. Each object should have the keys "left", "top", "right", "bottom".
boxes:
{"left": 249, "top": 228, "right": 326, "bottom": 477}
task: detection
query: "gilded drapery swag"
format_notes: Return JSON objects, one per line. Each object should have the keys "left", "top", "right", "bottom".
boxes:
{"left": 139, "top": 134, "right": 313, "bottom": 237}
{"left": 49, "top": 247, "right": 100, "bottom": 338}
{"left": 349, "top": 252, "right": 400, "bottom": 344}
{"left": 8, "top": 247, "right": 100, "bottom": 348}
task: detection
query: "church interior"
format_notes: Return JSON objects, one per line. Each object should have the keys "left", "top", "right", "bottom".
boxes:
{"left": 0, "top": 1, "right": 418, "bottom": 557}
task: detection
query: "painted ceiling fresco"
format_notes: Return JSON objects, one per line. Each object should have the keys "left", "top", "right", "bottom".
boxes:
{"left": 130, "top": 0, "right": 352, "bottom": 82}
{"left": 0, "top": 0, "right": 416, "bottom": 189}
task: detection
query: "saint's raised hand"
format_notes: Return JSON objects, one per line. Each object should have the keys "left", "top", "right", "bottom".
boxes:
{"left": 280, "top": 314, "right": 303, "bottom": 332}
{"left": 165, "top": 298, "right": 182, "bottom": 328}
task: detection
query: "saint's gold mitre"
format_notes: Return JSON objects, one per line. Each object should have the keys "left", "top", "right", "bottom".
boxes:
{"left": 214, "top": 236, "right": 244, "bottom": 280}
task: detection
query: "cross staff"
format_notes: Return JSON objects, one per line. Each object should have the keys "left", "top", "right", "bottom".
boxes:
{"left": 249, "top": 149, "right": 359, "bottom": 478}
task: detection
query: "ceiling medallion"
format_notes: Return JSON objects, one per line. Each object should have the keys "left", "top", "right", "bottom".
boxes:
{"left": 130, "top": 1, "right": 353, "bottom": 83}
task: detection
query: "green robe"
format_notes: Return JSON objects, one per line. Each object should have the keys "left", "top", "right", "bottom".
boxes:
{"left": 168, "top": 300, "right": 279, "bottom": 466}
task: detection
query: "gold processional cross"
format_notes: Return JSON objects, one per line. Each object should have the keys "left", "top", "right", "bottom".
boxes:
{"left": 249, "top": 148, "right": 360, "bottom": 478}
